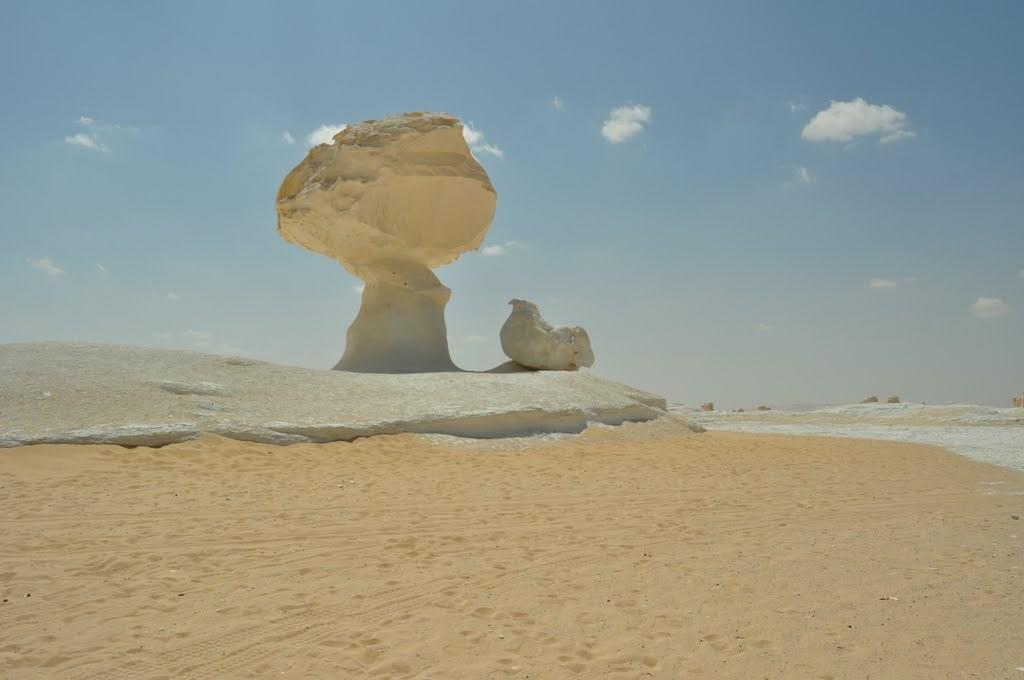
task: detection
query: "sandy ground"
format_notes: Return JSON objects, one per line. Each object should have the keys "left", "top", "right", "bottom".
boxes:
{"left": 2, "top": 421, "right": 1023, "bottom": 679}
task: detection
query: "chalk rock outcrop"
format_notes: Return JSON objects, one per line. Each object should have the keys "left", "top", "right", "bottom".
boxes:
{"left": 887, "top": 395, "right": 901, "bottom": 404}
{"left": 1013, "top": 395, "right": 1024, "bottom": 408}
{"left": 499, "top": 299, "right": 594, "bottom": 371}
{"left": 700, "top": 402, "right": 715, "bottom": 412}
{"left": 861, "top": 396, "right": 879, "bottom": 404}
{"left": 276, "top": 112, "right": 497, "bottom": 372}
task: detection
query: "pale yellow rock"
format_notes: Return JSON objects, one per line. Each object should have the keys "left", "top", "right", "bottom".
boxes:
{"left": 276, "top": 112, "right": 497, "bottom": 372}
{"left": 499, "top": 299, "right": 594, "bottom": 371}
{"left": 861, "top": 395, "right": 880, "bottom": 404}
{"left": 1013, "top": 395, "right": 1024, "bottom": 408}
{"left": 701, "top": 402, "right": 715, "bottom": 412}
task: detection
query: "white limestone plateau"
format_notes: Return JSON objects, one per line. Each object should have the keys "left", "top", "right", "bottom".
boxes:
{"left": 276, "top": 112, "right": 497, "bottom": 373}
{"left": 683, "top": 401, "right": 1024, "bottom": 472}
{"left": 0, "top": 343, "right": 668, "bottom": 448}
{"left": 500, "top": 299, "right": 594, "bottom": 371}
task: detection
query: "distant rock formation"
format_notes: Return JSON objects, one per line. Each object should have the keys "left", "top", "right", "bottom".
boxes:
{"left": 756, "top": 405, "right": 771, "bottom": 411}
{"left": 500, "top": 299, "right": 594, "bottom": 371}
{"left": 276, "top": 112, "right": 497, "bottom": 373}
{"left": 700, "top": 402, "right": 715, "bottom": 412}
{"left": 887, "top": 395, "right": 901, "bottom": 404}
{"left": 861, "top": 396, "right": 879, "bottom": 404}
{"left": 1013, "top": 395, "right": 1024, "bottom": 408}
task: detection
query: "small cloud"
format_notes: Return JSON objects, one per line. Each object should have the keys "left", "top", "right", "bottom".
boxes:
{"left": 306, "top": 123, "right": 347, "bottom": 147}
{"left": 756, "top": 323, "right": 775, "bottom": 334}
{"left": 96, "top": 264, "right": 106, "bottom": 272}
{"left": 903, "top": 276, "right": 918, "bottom": 284}
{"left": 78, "top": 116, "right": 95, "bottom": 126}
{"left": 869, "top": 278, "right": 898, "bottom": 289}
{"left": 475, "top": 143, "right": 504, "bottom": 158}
{"left": 480, "top": 240, "right": 521, "bottom": 256}
{"left": 787, "top": 102, "right": 806, "bottom": 113}
{"left": 166, "top": 292, "right": 181, "bottom": 301}
{"left": 802, "top": 98, "right": 914, "bottom": 144}
{"left": 282, "top": 130, "right": 295, "bottom": 144}
{"left": 552, "top": 96, "right": 565, "bottom": 111}
{"left": 459, "top": 335, "right": 488, "bottom": 345}
{"left": 971, "top": 297, "right": 1009, "bottom": 319}
{"left": 65, "top": 132, "right": 108, "bottom": 152}
{"left": 1018, "top": 268, "right": 1023, "bottom": 279}
{"left": 183, "top": 329, "right": 213, "bottom": 345}
{"left": 462, "top": 123, "right": 504, "bottom": 159}
{"left": 601, "top": 104, "right": 651, "bottom": 143}
{"left": 27, "top": 257, "right": 66, "bottom": 276}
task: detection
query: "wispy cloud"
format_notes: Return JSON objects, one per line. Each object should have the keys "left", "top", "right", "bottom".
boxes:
{"left": 63, "top": 115, "right": 136, "bottom": 152}
{"left": 869, "top": 278, "right": 899, "bottom": 289}
{"left": 756, "top": 323, "right": 775, "bottom": 334}
{"left": 306, "top": 123, "right": 347, "bottom": 147}
{"left": 27, "top": 257, "right": 66, "bottom": 276}
{"left": 96, "top": 263, "right": 106, "bottom": 272}
{"left": 458, "top": 334, "right": 488, "bottom": 345}
{"left": 787, "top": 101, "right": 806, "bottom": 113}
{"left": 552, "top": 96, "right": 565, "bottom": 111}
{"left": 971, "top": 297, "right": 1009, "bottom": 319}
{"left": 480, "top": 240, "right": 522, "bottom": 256}
{"left": 794, "top": 166, "right": 814, "bottom": 184}
{"left": 282, "top": 130, "right": 295, "bottom": 144}
{"left": 601, "top": 104, "right": 651, "bottom": 143}
{"left": 65, "top": 132, "right": 108, "bottom": 152}
{"left": 802, "top": 98, "right": 915, "bottom": 144}
{"left": 1018, "top": 268, "right": 1024, "bottom": 279}
{"left": 462, "top": 122, "right": 504, "bottom": 159}
{"left": 155, "top": 329, "right": 249, "bottom": 356}
{"left": 166, "top": 292, "right": 181, "bottom": 301}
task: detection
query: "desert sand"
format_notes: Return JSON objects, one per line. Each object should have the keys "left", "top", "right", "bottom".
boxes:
{"left": 2, "top": 420, "right": 1022, "bottom": 679}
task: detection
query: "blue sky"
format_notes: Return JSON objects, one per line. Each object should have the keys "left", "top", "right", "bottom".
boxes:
{"left": 1, "top": 1, "right": 1022, "bottom": 407}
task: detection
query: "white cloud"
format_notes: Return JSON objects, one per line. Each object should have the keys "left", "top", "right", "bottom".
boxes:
{"left": 462, "top": 122, "right": 484, "bottom": 146}
{"left": 462, "top": 123, "right": 504, "bottom": 159}
{"left": 552, "top": 96, "right": 565, "bottom": 111}
{"left": 96, "top": 263, "right": 106, "bottom": 272}
{"left": 475, "top": 143, "right": 504, "bottom": 158}
{"left": 27, "top": 257, "right": 66, "bottom": 276}
{"left": 480, "top": 240, "right": 521, "bottom": 256}
{"left": 903, "top": 276, "right": 918, "bottom": 284}
{"left": 65, "top": 132, "right": 108, "bottom": 152}
{"left": 787, "top": 102, "right": 806, "bottom": 113}
{"left": 78, "top": 116, "right": 95, "bottom": 126}
{"left": 282, "top": 130, "right": 295, "bottom": 144}
{"left": 869, "top": 278, "right": 898, "bottom": 289}
{"left": 183, "top": 329, "right": 213, "bottom": 344}
{"left": 601, "top": 104, "right": 651, "bottom": 143}
{"left": 802, "top": 98, "right": 915, "bottom": 144}
{"left": 166, "top": 292, "right": 181, "bottom": 301}
{"left": 756, "top": 323, "right": 775, "bottom": 333}
{"left": 794, "top": 166, "right": 814, "bottom": 184}
{"left": 971, "top": 297, "right": 1009, "bottom": 319}
{"left": 306, "top": 123, "right": 347, "bottom": 147}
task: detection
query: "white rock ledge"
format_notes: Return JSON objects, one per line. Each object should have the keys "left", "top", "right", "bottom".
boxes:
{"left": 0, "top": 343, "right": 668, "bottom": 447}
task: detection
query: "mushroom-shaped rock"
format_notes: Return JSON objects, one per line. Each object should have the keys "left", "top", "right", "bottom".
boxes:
{"left": 1013, "top": 395, "right": 1024, "bottom": 408}
{"left": 887, "top": 395, "right": 901, "bottom": 404}
{"left": 276, "top": 112, "right": 497, "bottom": 372}
{"left": 861, "top": 395, "right": 879, "bottom": 404}
{"left": 499, "top": 299, "right": 594, "bottom": 371}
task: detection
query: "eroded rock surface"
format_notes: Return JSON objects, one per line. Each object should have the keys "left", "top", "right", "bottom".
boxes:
{"left": 276, "top": 112, "right": 497, "bottom": 372}
{"left": 500, "top": 299, "right": 594, "bottom": 371}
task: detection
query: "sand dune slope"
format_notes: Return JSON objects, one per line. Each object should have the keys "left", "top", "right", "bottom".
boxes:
{"left": 1, "top": 422, "right": 1022, "bottom": 678}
